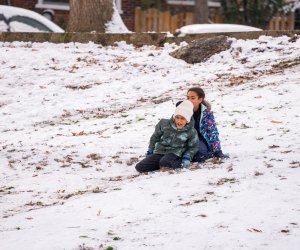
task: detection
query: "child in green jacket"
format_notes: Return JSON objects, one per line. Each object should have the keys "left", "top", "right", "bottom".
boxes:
{"left": 135, "top": 100, "right": 199, "bottom": 173}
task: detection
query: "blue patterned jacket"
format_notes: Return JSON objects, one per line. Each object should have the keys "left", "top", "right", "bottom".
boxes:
{"left": 196, "top": 104, "right": 222, "bottom": 153}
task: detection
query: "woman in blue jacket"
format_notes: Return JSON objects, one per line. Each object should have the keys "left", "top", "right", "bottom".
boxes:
{"left": 185, "top": 87, "right": 227, "bottom": 162}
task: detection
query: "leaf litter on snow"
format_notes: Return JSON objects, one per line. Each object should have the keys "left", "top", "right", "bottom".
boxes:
{"left": 0, "top": 37, "right": 300, "bottom": 250}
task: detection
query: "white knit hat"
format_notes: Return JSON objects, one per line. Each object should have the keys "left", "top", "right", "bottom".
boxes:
{"left": 174, "top": 100, "right": 194, "bottom": 123}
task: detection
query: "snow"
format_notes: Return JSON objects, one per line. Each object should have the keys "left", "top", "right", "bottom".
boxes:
{"left": 283, "top": 0, "right": 300, "bottom": 13}
{"left": 0, "top": 35, "right": 300, "bottom": 250}
{"left": 179, "top": 24, "right": 262, "bottom": 35}
{"left": 106, "top": 1, "right": 130, "bottom": 33}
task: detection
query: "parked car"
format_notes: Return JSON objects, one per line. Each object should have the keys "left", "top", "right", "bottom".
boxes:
{"left": 175, "top": 23, "right": 262, "bottom": 36}
{"left": 0, "top": 5, "right": 64, "bottom": 32}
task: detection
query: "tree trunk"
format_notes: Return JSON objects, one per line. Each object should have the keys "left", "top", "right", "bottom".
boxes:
{"left": 67, "top": 0, "right": 113, "bottom": 32}
{"left": 193, "top": 0, "right": 209, "bottom": 23}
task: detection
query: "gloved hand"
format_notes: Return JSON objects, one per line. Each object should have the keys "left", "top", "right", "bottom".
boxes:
{"left": 181, "top": 156, "right": 191, "bottom": 169}
{"left": 145, "top": 148, "right": 154, "bottom": 158}
{"left": 213, "top": 151, "right": 229, "bottom": 159}
{"left": 182, "top": 159, "right": 190, "bottom": 169}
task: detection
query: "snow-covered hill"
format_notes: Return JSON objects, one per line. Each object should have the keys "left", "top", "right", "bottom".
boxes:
{"left": 0, "top": 36, "right": 299, "bottom": 250}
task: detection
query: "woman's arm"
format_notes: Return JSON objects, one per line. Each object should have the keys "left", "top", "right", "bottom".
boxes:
{"left": 206, "top": 111, "right": 222, "bottom": 153}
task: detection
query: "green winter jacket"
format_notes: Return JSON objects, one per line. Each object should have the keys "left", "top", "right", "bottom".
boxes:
{"left": 149, "top": 117, "right": 199, "bottom": 160}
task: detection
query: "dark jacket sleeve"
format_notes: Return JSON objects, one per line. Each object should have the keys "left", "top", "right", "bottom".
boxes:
{"left": 148, "top": 119, "right": 164, "bottom": 150}
{"left": 182, "top": 129, "right": 199, "bottom": 161}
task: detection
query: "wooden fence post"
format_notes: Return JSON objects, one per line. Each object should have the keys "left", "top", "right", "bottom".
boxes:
{"left": 134, "top": 7, "right": 141, "bottom": 32}
{"left": 185, "top": 12, "right": 194, "bottom": 26}
{"left": 164, "top": 10, "right": 171, "bottom": 32}
{"left": 288, "top": 12, "right": 295, "bottom": 30}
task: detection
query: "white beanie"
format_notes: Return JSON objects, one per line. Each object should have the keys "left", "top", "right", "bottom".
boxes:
{"left": 174, "top": 100, "right": 194, "bottom": 123}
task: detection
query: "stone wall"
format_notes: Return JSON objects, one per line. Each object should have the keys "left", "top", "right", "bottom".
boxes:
{"left": 1, "top": 31, "right": 300, "bottom": 47}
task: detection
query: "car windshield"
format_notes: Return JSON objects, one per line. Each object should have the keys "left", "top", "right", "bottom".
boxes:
{"left": 9, "top": 15, "right": 52, "bottom": 32}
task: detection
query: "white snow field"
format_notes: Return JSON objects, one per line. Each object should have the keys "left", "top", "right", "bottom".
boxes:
{"left": 0, "top": 35, "right": 299, "bottom": 250}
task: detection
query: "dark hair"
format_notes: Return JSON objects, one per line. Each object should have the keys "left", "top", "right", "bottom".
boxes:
{"left": 187, "top": 87, "right": 205, "bottom": 99}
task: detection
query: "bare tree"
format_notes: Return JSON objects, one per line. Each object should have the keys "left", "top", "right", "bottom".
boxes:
{"left": 194, "top": 0, "right": 209, "bottom": 23}
{"left": 67, "top": 0, "right": 114, "bottom": 32}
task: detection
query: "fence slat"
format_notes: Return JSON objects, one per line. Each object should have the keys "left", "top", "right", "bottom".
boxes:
{"left": 163, "top": 10, "right": 171, "bottom": 32}
{"left": 134, "top": 7, "right": 141, "bottom": 32}
{"left": 185, "top": 12, "right": 193, "bottom": 26}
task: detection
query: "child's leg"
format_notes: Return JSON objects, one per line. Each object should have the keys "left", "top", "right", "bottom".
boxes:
{"left": 192, "top": 139, "right": 210, "bottom": 163}
{"left": 135, "top": 154, "right": 163, "bottom": 173}
{"left": 159, "top": 153, "right": 182, "bottom": 169}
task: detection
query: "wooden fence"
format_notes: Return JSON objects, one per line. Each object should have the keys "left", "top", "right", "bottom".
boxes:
{"left": 135, "top": 7, "right": 194, "bottom": 33}
{"left": 135, "top": 7, "right": 296, "bottom": 33}
{"left": 269, "top": 12, "right": 295, "bottom": 30}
